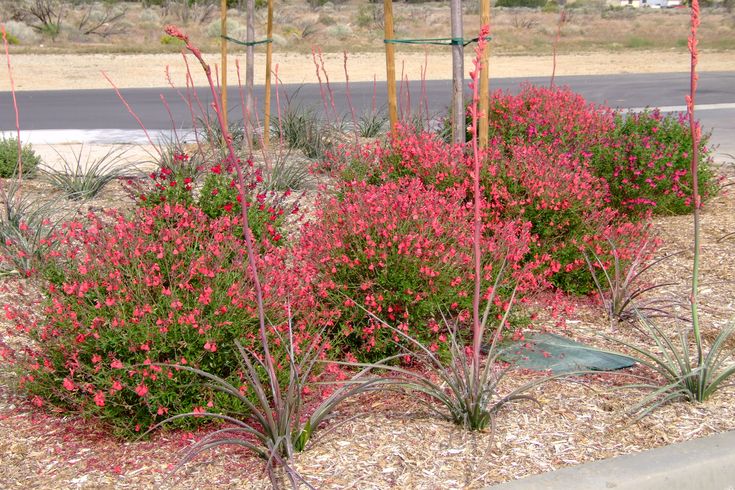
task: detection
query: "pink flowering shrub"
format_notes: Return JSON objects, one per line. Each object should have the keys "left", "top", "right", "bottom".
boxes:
{"left": 137, "top": 152, "right": 286, "bottom": 244}
{"left": 586, "top": 109, "right": 716, "bottom": 215}
{"left": 484, "top": 85, "right": 716, "bottom": 216}
{"left": 485, "top": 84, "right": 616, "bottom": 154}
{"left": 136, "top": 150, "right": 203, "bottom": 208}
{"left": 320, "top": 127, "right": 646, "bottom": 295}
{"left": 492, "top": 143, "right": 649, "bottom": 293}
{"left": 299, "top": 176, "right": 534, "bottom": 361}
{"left": 19, "top": 202, "right": 318, "bottom": 436}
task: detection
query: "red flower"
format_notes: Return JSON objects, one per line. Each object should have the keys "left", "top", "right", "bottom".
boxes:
{"left": 134, "top": 383, "right": 148, "bottom": 397}
{"left": 164, "top": 25, "right": 188, "bottom": 43}
{"left": 94, "top": 391, "right": 106, "bottom": 407}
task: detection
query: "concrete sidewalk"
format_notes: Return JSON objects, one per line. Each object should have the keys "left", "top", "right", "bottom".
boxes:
{"left": 489, "top": 430, "right": 735, "bottom": 490}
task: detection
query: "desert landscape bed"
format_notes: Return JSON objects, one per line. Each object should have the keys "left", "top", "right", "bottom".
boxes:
{"left": 0, "top": 166, "right": 733, "bottom": 489}
{"left": 1, "top": 0, "right": 735, "bottom": 489}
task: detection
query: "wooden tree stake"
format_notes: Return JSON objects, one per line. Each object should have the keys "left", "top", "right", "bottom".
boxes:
{"left": 384, "top": 0, "right": 398, "bottom": 134}
{"left": 450, "top": 0, "right": 464, "bottom": 144}
{"left": 263, "top": 0, "right": 273, "bottom": 148}
{"left": 221, "top": 0, "right": 228, "bottom": 129}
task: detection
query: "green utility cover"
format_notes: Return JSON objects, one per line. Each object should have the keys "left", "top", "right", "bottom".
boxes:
{"left": 500, "top": 333, "right": 636, "bottom": 373}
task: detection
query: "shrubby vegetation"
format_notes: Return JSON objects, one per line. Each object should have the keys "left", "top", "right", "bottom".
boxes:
{"left": 0, "top": 138, "right": 41, "bottom": 178}
{"left": 3, "top": 80, "right": 719, "bottom": 435}
{"left": 483, "top": 85, "right": 717, "bottom": 216}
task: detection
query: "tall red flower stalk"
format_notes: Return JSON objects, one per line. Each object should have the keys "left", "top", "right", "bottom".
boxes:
{"left": 686, "top": 0, "right": 703, "bottom": 364}
{"left": 163, "top": 25, "right": 281, "bottom": 402}
{"left": 550, "top": 10, "right": 567, "bottom": 88}
{"left": 2, "top": 25, "right": 22, "bottom": 186}
{"left": 468, "top": 25, "right": 491, "bottom": 373}
{"left": 102, "top": 71, "right": 162, "bottom": 159}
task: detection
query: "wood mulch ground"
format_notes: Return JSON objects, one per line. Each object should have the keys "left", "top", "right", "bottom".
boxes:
{"left": 0, "top": 163, "right": 733, "bottom": 489}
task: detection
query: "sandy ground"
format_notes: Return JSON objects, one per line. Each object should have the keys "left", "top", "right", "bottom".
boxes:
{"left": 3, "top": 49, "right": 734, "bottom": 91}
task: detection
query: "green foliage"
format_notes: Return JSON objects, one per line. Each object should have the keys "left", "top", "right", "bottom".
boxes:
{"left": 0, "top": 138, "right": 41, "bottom": 178}
{"left": 496, "top": 0, "right": 547, "bottom": 8}
{"left": 3, "top": 32, "right": 20, "bottom": 45}
{"left": 625, "top": 36, "right": 654, "bottom": 49}
{"left": 38, "top": 22, "right": 61, "bottom": 39}
{"left": 587, "top": 110, "right": 717, "bottom": 216}
{"left": 160, "top": 34, "right": 185, "bottom": 46}
{"left": 23, "top": 202, "right": 305, "bottom": 436}
{"left": 198, "top": 169, "right": 286, "bottom": 243}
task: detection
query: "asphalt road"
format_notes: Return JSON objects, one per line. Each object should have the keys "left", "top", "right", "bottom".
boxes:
{"left": 1, "top": 71, "right": 733, "bottom": 158}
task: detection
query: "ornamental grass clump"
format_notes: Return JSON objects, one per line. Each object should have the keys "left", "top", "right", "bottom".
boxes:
{"left": 41, "top": 146, "right": 128, "bottom": 200}
{"left": 0, "top": 178, "right": 62, "bottom": 276}
{"left": 584, "top": 237, "right": 682, "bottom": 330}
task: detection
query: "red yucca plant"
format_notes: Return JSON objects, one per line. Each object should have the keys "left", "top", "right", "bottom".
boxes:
{"left": 608, "top": 0, "right": 735, "bottom": 417}
{"left": 145, "top": 26, "right": 396, "bottom": 487}
{"left": 339, "top": 26, "right": 556, "bottom": 432}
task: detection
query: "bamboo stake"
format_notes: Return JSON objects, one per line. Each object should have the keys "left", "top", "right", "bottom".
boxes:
{"left": 450, "top": 0, "right": 464, "bottom": 144}
{"left": 384, "top": 0, "right": 398, "bottom": 134}
{"left": 263, "top": 0, "right": 273, "bottom": 148}
{"left": 479, "top": 0, "right": 490, "bottom": 149}
{"left": 221, "top": 0, "right": 228, "bottom": 129}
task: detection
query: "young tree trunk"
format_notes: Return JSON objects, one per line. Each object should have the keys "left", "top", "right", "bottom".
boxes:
{"left": 245, "top": 0, "right": 255, "bottom": 151}
{"left": 263, "top": 0, "right": 273, "bottom": 148}
{"left": 221, "top": 0, "right": 228, "bottom": 129}
{"left": 450, "top": 0, "right": 464, "bottom": 144}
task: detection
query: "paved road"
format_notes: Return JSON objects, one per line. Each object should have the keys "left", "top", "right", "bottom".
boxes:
{"left": 1, "top": 71, "right": 733, "bottom": 158}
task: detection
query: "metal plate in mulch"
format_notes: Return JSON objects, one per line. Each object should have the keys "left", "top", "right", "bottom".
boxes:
{"left": 498, "top": 333, "right": 636, "bottom": 374}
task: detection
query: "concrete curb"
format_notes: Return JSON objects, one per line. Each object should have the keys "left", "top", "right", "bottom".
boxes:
{"left": 488, "top": 430, "right": 735, "bottom": 490}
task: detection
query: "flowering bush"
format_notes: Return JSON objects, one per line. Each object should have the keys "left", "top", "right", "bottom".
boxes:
{"left": 19, "top": 202, "right": 317, "bottom": 436}
{"left": 299, "top": 176, "right": 534, "bottom": 361}
{"left": 483, "top": 85, "right": 716, "bottom": 216}
{"left": 317, "top": 128, "right": 646, "bottom": 295}
{"left": 138, "top": 152, "right": 287, "bottom": 244}
{"left": 586, "top": 109, "right": 716, "bottom": 215}
{"left": 485, "top": 84, "right": 616, "bottom": 155}
{"left": 491, "top": 142, "right": 649, "bottom": 294}
{"left": 137, "top": 150, "right": 203, "bottom": 208}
